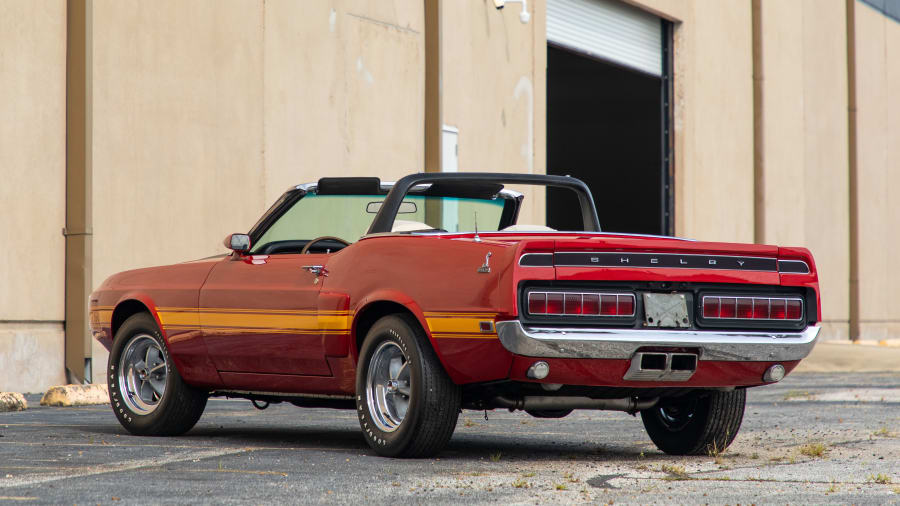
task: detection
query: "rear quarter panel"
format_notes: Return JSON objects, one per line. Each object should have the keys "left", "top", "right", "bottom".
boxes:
{"left": 324, "top": 235, "right": 519, "bottom": 384}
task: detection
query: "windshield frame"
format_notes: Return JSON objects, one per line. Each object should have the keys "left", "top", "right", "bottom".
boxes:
{"left": 246, "top": 181, "right": 526, "bottom": 249}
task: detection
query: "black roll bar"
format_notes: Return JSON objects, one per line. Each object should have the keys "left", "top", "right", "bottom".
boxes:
{"left": 366, "top": 172, "right": 600, "bottom": 234}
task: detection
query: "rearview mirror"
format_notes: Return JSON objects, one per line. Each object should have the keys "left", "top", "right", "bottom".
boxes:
{"left": 224, "top": 233, "right": 251, "bottom": 253}
{"left": 366, "top": 201, "right": 418, "bottom": 214}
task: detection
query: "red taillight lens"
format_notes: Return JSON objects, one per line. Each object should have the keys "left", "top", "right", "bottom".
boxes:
{"left": 703, "top": 297, "right": 720, "bottom": 318}
{"left": 618, "top": 295, "right": 634, "bottom": 316}
{"left": 546, "top": 293, "right": 564, "bottom": 314}
{"left": 528, "top": 292, "right": 546, "bottom": 314}
{"left": 564, "top": 294, "right": 583, "bottom": 315}
{"left": 527, "top": 291, "right": 634, "bottom": 318}
{"left": 719, "top": 298, "right": 736, "bottom": 318}
{"left": 770, "top": 299, "right": 787, "bottom": 319}
{"left": 786, "top": 299, "right": 802, "bottom": 320}
{"left": 752, "top": 298, "right": 770, "bottom": 319}
{"left": 600, "top": 295, "right": 617, "bottom": 315}
{"left": 736, "top": 298, "right": 753, "bottom": 319}
{"left": 703, "top": 296, "right": 803, "bottom": 321}
{"left": 583, "top": 294, "right": 600, "bottom": 314}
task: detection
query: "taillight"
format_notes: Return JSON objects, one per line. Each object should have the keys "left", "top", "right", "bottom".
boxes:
{"left": 527, "top": 291, "right": 635, "bottom": 317}
{"left": 702, "top": 295, "right": 803, "bottom": 321}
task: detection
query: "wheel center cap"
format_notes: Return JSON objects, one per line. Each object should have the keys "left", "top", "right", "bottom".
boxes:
{"left": 386, "top": 379, "right": 399, "bottom": 393}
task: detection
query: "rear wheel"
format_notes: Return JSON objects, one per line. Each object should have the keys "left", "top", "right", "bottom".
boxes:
{"left": 356, "top": 314, "right": 461, "bottom": 457}
{"left": 640, "top": 389, "right": 746, "bottom": 455}
{"left": 108, "top": 312, "right": 207, "bottom": 436}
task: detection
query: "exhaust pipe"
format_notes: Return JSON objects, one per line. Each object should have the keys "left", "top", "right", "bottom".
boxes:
{"left": 491, "top": 396, "right": 658, "bottom": 414}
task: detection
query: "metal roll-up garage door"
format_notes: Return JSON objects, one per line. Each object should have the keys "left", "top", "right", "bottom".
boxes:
{"left": 547, "top": 0, "right": 662, "bottom": 76}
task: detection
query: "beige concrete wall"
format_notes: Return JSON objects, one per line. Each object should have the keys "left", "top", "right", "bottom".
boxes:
{"left": 440, "top": 0, "right": 547, "bottom": 225}
{"left": 630, "top": 0, "right": 755, "bottom": 243}
{"left": 92, "top": 0, "right": 425, "bottom": 287}
{"left": 757, "top": 0, "right": 850, "bottom": 339}
{"left": 263, "top": 1, "right": 424, "bottom": 204}
{"left": 0, "top": 0, "right": 67, "bottom": 392}
{"left": 0, "top": 324, "right": 65, "bottom": 393}
{"left": 854, "top": 2, "right": 900, "bottom": 340}
{"left": 92, "top": 0, "right": 266, "bottom": 289}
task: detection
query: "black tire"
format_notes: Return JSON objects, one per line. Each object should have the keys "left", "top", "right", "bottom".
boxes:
{"left": 356, "top": 314, "right": 461, "bottom": 458}
{"left": 525, "top": 409, "right": 574, "bottom": 419}
{"left": 640, "top": 389, "right": 746, "bottom": 456}
{"left": 108, "top": 312, "right": 207, "bottom": 436}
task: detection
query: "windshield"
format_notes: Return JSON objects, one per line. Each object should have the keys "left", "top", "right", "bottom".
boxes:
{"left": 251, "top": 193, "right": 506, "bottom": 253}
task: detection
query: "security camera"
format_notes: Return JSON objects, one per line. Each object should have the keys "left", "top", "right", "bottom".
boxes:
{"left": 493, "top": 0, "right": 529, "bottom": 24}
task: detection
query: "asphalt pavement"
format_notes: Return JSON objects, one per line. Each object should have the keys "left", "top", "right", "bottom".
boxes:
{"left": 1, "top": 372, "right": 898, "bottom": 505}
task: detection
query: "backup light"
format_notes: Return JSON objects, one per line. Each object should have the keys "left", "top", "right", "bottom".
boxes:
{"left": 528, "top": 291, "right": 635, "bottom": 317}
{"left": 703, "top": 296, "right": 803, "bottom": 321}
{"left": 763, "top": 364, "right": 786, "bottom": 383}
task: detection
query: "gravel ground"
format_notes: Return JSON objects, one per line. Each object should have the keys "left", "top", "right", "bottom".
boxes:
{"left": 1, "top": 372, "right": 898, "bottom": 505}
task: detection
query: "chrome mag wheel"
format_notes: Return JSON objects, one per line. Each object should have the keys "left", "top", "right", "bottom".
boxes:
{"left": 365, "top": 341, "right": 411, "bottom": 432}
{"left": 118, "top": 334, "right": 168, "bottom": 415}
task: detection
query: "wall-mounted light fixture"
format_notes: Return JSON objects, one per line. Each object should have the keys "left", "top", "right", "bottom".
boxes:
{"left": 493, "top": 0, "right": 530, "bottom": 24}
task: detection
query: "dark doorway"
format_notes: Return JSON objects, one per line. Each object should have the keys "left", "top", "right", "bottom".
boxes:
{"left": 546, "top": 42, "right": 669, "bottom": 235}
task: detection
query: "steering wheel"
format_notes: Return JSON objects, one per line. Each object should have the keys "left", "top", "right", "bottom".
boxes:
{"left": 300, "top": 236, "right": 351, "bottom": 254}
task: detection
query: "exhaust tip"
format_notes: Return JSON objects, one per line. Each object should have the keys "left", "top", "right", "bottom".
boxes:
{"left": 763, "top": 364, "right": 786, "bottom": 383}
{"left": 640, "top": 353, "right": 667, "bottom": 371}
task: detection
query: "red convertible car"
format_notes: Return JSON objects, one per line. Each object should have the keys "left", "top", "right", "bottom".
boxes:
{"left": 90, "top": 173, "right": 820, "bottom": 457}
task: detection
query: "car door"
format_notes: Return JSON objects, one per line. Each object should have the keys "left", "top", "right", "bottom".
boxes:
{"left": 198, "top": 252, "right": 332, "bottom": 376}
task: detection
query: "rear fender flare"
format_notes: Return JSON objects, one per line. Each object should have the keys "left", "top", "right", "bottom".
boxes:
{"left": 352, "top": 291, "right": 453, "bottom": 377}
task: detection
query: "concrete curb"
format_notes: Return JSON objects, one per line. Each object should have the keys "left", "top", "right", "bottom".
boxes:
{"left": 40, "top": 384, "right": 109, "bottom": 407}
{"left": 0, "top": 392, "right": 27, "bottom": 412}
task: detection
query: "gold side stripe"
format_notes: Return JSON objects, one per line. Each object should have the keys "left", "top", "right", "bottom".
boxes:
{"left": 157, "top": 312, "right": 351, "bottom": 331}
{"left": 432, "top": 333, "right": 498, "bottom": 340}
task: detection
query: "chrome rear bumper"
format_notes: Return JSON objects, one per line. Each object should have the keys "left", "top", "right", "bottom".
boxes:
{"left": 495, "top": 321, "right": 820, "bottom": 362}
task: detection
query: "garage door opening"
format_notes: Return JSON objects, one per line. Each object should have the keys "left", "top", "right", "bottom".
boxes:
{"left": 545, "top": 0, "right": 672, "bottom": 235}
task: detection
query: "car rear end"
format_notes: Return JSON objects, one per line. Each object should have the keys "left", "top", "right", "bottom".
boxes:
{"left": 496, "top": 235, "right": 820, "bottom": 390}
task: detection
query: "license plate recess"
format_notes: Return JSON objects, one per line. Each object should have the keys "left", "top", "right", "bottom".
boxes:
{"left": 642, "top": 293, "right": 690, "bottom": 328}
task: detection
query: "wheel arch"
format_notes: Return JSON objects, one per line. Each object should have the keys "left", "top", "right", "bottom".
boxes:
{"left": 111, "top": 295, "right": 166, "bottom": 343}
{"left": 353, "top": 299, "right": 427, "bottom": 359}
{"left": 351, "top": 294, "right": 463, "bottom": 380}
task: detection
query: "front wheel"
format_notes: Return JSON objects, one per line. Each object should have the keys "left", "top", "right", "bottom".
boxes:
{"left": 356, "top": 314, "right": 461, "bottom": 457}
{"left": 108, "top": 312, "right": 207, "bottom": 436}
{"left": 640, "top": 389, "right": 746, "bottom": 455}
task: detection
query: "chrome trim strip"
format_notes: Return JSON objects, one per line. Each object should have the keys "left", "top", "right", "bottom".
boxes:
{"left": 495, "top": 320, "right": 820, "bottom": 362}
{"left": 212, "top": 390, "right": 354, "bottom": 400}
{"left": 518, "top": 252, "right": 553, "bottom": 267}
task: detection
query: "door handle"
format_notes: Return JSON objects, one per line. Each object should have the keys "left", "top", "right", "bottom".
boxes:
{"left": 302, "top": 265, "right": 328, "bottom": 277}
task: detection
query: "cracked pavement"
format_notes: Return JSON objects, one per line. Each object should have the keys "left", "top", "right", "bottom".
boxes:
{"left": 1, "top": 372, "right": 898, "bottom": 504}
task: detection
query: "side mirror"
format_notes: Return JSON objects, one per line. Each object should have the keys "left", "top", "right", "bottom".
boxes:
{"left": 224, "top": 233, "right": 251, "bottom": 254}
